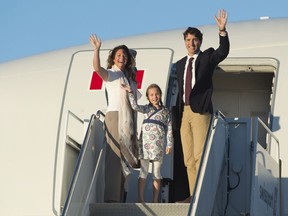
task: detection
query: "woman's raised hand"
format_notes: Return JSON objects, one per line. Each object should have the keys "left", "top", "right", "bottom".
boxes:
{"left": 89, "top": 34, "right": 101, "bottom": 50}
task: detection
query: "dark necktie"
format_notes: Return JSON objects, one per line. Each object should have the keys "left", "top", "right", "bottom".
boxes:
{"left": 185, "top": 57, "right": 193, "bottom": 105}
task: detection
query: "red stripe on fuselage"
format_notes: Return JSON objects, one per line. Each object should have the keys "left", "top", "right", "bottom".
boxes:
{"left": 89, "top": 70, "right": 144, "bottom": 90}
{"left": 89, "top": 72, "right": 103, "bottom": 90}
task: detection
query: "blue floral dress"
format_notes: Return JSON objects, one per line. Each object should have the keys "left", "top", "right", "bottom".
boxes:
{"left": 128, "top": 93, "right": 173, "bottom": 162}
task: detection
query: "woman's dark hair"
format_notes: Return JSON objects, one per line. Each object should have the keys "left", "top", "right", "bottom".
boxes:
{"left": 107, "top": 45, "right": 136, "bottom": 81}
{"left": 183, "top": 27, "right": 203, "bottom": 42}
{"left": 146, "top": 83, "right": 163, "bottom": 107}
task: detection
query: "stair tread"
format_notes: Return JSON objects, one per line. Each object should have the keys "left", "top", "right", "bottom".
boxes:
{"left": 90, "top": 203, "right": 190, "bottom": 216}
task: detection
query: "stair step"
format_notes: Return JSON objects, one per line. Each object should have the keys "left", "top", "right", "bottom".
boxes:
{"left": 89, "top": 203, "right": 190, "bottom": 216}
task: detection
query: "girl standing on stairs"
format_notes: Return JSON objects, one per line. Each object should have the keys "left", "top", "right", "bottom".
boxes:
{"left": 121, "top": 83, "right": 173, "bottom": 203}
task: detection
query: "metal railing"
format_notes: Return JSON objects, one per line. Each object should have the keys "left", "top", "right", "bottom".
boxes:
{"left": 255, "top": 117, "right": 280, "bottom": 161}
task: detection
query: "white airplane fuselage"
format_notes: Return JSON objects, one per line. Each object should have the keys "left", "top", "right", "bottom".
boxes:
{"left": 0, "top": 18, "right": 288, "bottom": 215}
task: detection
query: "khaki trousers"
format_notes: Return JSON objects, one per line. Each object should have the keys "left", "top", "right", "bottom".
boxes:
{"left": 104, "top": 111, "right": 125, "bottom": 202}
{"left": 180, "top": 106, "right": 211, "bottom": 195}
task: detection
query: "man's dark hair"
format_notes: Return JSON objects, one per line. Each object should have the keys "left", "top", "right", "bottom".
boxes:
{"left": 183, "top": 27, "right": 203, "bottom": 42}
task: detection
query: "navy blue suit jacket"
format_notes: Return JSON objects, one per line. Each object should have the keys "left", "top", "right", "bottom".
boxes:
{"left": 174, "top": 34, "right": 230, "bottom": 127}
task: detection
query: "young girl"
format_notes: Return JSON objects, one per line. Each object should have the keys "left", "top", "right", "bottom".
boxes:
{"left": 122, "top": 83, "right": 173, "bottom": 203}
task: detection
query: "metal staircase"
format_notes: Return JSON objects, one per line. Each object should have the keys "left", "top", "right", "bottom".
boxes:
{"left": 61, "top": 111, "right": 281, "bottom": 216}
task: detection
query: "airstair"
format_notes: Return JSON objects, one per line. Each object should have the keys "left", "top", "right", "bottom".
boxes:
{"left": 61, "top": 110, "right": 281, "bottom": 216}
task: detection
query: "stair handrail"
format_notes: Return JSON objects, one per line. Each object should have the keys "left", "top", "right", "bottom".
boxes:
{"left": 256, "top": 117, "right": 280, "bottom": 161}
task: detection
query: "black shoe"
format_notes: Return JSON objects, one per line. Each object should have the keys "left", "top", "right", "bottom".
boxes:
{"left": 176, "top": 196, "right": 192, "bottom": 203}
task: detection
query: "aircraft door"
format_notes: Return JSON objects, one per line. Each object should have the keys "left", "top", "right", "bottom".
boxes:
{"left": 55, "top": 48, "right": 174, "bottom": 210}
{"left": 62, "top": 48, "right": 174, "bottom": 120}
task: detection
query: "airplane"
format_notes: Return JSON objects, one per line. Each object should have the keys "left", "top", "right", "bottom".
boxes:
{"left": 0, "top": 16, "right": 287, "bottom": 216}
